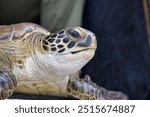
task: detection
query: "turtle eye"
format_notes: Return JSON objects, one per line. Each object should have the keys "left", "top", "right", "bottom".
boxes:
{"left": 69, "top": 29, "right": 80, "bottom": 38}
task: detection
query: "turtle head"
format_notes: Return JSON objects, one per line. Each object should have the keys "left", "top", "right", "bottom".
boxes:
{"left": 41, "top": 27, "right": 97, "bottom": 76}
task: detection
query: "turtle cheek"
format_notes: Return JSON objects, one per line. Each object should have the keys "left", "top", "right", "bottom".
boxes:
{"left": 60, "top": 54, "right": 87, "bottom": 75}
{"left": 45, "top": 33, "right": 57, "bottom": 44}
{"left": 48, "top": 39, "right": 55, "bottom": 44}
{"left": 67, "top": 41, "right": 76, "bottom": 49}
{"left": 62, "top": 37, "right": 70, "bottom": 44}
{"left": 83, "top": 50, "right": 95, "bottom": 60}
{"left": 51, "top": 47, "right": 57, "bottom": 52}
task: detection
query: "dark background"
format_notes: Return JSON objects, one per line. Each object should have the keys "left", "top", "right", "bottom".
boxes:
{"left": 82, "top": 0, "right": 150, "bottom": 99}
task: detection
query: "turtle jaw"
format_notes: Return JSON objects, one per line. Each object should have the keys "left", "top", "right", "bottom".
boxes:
{"left": 70, "top": 32, "right": 97, "bottom": 60}
{"left": 82, "top": 49, "right": 96, "bottom": 60}
{"left": 70, "top": 48, "right": 96, "bottom": 60}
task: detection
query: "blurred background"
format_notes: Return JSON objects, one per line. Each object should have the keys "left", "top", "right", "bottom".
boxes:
{"left": 0, "top": 0, "right": 150, "bottom": 99}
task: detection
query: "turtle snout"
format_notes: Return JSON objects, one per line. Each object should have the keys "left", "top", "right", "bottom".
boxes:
{"left": 77, "top": 32, "right": 97, "bottom": 50}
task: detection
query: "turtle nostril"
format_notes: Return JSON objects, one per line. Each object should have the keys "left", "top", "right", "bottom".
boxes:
{"left": 92, "top": 34, "right": 95, "bottom": 37}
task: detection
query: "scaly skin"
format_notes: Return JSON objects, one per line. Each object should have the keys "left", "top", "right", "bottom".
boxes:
{"left": 0, "top": 23, "right": 128, "bottom": 100}
{"left": 67, "top": 75, "right": 128, "bottom": 100}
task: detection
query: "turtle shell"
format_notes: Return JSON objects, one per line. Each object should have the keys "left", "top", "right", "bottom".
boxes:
{"left": 0, "top": 23, "right": 50, "bottom": 41}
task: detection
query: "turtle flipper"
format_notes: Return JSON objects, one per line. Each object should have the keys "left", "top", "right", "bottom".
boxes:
{"left": 0, "top": 71, "right": 17, "bottom": 99}
{"left": 67, "top": 75, "right": 128, "bottom": 100}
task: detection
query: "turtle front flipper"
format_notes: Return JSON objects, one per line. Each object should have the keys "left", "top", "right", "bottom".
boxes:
{"left": 0, "top": 71, "right": 17, "bottom": 99}
{"left": 67, "top": 75, "right": 128, "bottom": 100}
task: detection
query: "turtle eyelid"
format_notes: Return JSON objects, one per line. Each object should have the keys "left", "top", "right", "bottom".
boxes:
{"left": 68, "top": 30, "right": 80, "bottom": 38}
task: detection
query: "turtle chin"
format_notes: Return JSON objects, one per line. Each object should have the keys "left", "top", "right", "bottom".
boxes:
{"left": 54, "top": 49, "right": 95, "bottom": 75}
{"left": 83, "top": 49, "right": 95, "bottom": 60}
{"left": 61, "top": 48, "right": 95, "bottom": 63}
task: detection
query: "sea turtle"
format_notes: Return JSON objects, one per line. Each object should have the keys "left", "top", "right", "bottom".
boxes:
{"left": 0, "top": 23, "right": 128, "bottom": 100}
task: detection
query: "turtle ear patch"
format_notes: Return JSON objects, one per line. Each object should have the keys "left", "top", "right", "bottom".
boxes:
{"left": 42, "top": 30, "right": 77, "bottom": 53}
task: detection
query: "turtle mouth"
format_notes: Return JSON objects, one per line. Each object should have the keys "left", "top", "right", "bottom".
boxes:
{"left": 71, "top": 48, "right": 95, "bottom": 54}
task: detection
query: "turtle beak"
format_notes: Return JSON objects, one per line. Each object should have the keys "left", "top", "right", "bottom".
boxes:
{"left": 70, "top": 30, "right": 97, "bottom": 60}
{"left": 76, "top": 30, "right": 97, "bottom": 50}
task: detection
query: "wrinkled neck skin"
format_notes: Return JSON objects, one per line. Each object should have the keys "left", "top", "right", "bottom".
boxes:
{"left": 31, "top": 52, "right": 89, "bottom": 96}
{"left": 30, "top": 49, "right": 89, "bottom": 83}
{"left": 26, "top": 33, "right": 90, "bottom": 81}
{"left": 13, "top": 34, "right": 90, "bottom": 96}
